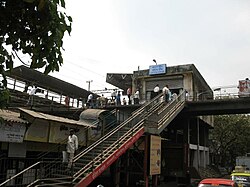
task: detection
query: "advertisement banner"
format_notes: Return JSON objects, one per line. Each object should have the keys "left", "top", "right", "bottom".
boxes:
{"left": 238, "top": 79, "right": 250, "bottom": 97}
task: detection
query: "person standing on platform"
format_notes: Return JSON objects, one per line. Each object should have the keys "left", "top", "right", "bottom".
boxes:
{"left": 87, "top": 93, "right": 93, "bottom": 108}
{"left": 111, "top": 89, "right": 116, "bottom": 103}
{"left": 116, "top": 91, "right": 121, "bottom": 105}
{"left": 162, "top": 84, "right": 170, "bottom": 103}
{"left": 127, "top": 87, "right": 132, "bottom": 104}
{"left": 64, "top": 96, "right": 70, "bottom": 106}
{"left": 134, "top": 89, "right": 140, "bottom": 104}
{"left": 99, "top": 94, "right": 106, "bottom": 107}
{"left": 27, "top": 86, "right": 37, "bottom": 106}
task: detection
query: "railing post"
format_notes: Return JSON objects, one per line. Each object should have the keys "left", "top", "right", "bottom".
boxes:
{"left": 39, "top": 162, "right": 42, "bottom": 181}
{"left": 117, "top": 131, "right": 120, "bottom": 141}
{"left": 46, "top": 90, "right": 49, "bottom": 99}
{"left": 101, "top": 143, "right": 104, "bottom": 162}
{"left": 13, "top": 78, "right": 16, "bottom": 90}
{"left": 91, "top": 150, "right": 94, "bottom": 171}
{"left": 59, "top": 94, "right": 62, "bottom": 104}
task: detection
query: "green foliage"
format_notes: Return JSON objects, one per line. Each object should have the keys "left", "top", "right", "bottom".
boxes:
{"left": 210, "top": 114, "right": 250, "bottom": 167}
{"left": 0, "top": 0, "right": 72, "bottom": 108}
{"left": 0, "top": 87, "right": 10, "bottom": 109}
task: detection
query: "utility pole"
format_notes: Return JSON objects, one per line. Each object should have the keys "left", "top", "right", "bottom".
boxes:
{"left": 86, "top": 80, "right": 93, "bottom": 91}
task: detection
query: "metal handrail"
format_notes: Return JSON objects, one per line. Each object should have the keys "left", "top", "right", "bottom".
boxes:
{"left": 73, "top": 94, "right": 163, "bottom": 161}
{"left": 0, "top": 161, "right": 41, "bottom": 186}
{"left": 6, "top": 76, "right": 83, "bottom": 108}
{"left": 157, "top": 90, "right": 186, "bottom": 129}
{"left": 72, "top": 94, "right": 164, "bottom": 183}
{"left": 73, "top": 121, "right": 145, "bottom": 182}
{"left": 131, "top": 93, "right": 163, "bottom": 116}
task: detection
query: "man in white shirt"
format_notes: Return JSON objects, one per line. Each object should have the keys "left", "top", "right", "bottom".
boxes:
{"left": 134, "top": 90, "right": 140, "bottom": 104}
{"left": 27, "top": 86, "right": 37, "bottom": 106}
{"left": 87, "top": 93, "right": 93, "bottom": 108}
{"left": 67, "top": 129, "right": 78, "bottom": 170}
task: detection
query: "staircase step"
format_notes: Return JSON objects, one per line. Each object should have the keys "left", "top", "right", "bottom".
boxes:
{"left": 34, "top": 177, "right": 73, "bottom": 187}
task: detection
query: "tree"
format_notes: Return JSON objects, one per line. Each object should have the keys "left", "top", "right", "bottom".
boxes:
{"left": 210, "top": 114, "right": 250, "bottom": 168}
{"left": 0, "top": 0, "right": 72, "bottom": 108}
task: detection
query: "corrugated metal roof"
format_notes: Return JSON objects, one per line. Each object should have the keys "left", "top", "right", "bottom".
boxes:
{"left": 0, "top": 110, "right": 28, "bottom": 124}
{"left": 18, "top": 108, "right": 95, "bottom": 128}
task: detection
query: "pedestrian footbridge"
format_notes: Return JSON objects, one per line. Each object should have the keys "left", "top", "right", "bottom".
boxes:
{"left": 184, "top": 97, "right": 250, "bottom": 116}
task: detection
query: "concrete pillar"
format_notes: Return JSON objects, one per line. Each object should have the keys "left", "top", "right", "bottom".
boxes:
{"left": 144, "top": 135, "right": 149, "bottom": 187}
{"left": 197, "top": 118, "right": 200, "bottom": 170}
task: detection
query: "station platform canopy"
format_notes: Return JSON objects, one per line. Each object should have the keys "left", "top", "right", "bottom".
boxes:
{"left": 7, "top": 65, "right": 98, "bottom": 99}
{"left": 106, "top": 73, "right": 133, "bottom": 91}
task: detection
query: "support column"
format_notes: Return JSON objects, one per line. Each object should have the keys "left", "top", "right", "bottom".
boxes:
{"left": 197, "top": 117, "right": 200, "bottom": 169}
{"left": 187, "top": 119, "right": 190, "bottom": 168}
{"left": 111, "top": 160, "right": 120, "bottom": 187}
{"left": 144, "top": 135, "right": 149, "bottom": 187}
{"left": 184, "top": 119, "right": 190, "bottom": 170}
{"left": 152, "top": 175, "right": 158, "bottom": 187}
{"left": 125, "top": 151, "right": 129, "bottom": 186}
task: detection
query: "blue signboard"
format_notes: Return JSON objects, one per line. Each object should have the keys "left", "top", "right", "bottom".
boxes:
{"left": 149, "top": 64, "right": 166, "bottom": 75}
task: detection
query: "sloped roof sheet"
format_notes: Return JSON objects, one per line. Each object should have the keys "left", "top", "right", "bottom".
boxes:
{"left": 19, "top": 108, "right": 95, "bottom": 128}
{"left": 0, "top": 110, "right": 28, "bottom": 124}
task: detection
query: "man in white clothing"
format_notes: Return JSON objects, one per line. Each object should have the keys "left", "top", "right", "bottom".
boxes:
{"left": 87, "top": 93, "right": 93, "bottom": 108}
{"left": 67, "top": 129, "right": 78, "bottom": 169}
{"left": 134, "top": 90, "right": 140, "bottom": 104}
{"left": 27, "top": 86, "right": 37, "bottom": 106}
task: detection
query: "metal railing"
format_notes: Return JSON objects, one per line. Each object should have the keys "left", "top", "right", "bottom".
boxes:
{"left": 157, "top": 91, "right": 186, "bottom": 131}
{"left": 143, "top": 90, "right": 186, "bottom": 134}
{"left": 6, "top": 76, "right": 82, "bottom": 108}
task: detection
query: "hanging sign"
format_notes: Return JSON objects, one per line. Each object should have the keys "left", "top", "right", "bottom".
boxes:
{"left": 149, "top": 135, "right": 161, "bottom": 175}
{"left": 0, "top": 122, "right": 26, "bottom": 143}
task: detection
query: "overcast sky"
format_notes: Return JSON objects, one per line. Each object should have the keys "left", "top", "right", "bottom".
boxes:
{"left": 51, "top": 0, "right": 250, "bottom": 92}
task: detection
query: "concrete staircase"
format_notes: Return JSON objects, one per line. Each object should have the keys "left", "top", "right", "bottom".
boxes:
{"left": 0, "top": 91, "right": 187, "bottom": 187}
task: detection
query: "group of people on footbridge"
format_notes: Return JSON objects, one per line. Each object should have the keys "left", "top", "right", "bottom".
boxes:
{"left": 85, "top": 84, "right": 179, "bottom": 109}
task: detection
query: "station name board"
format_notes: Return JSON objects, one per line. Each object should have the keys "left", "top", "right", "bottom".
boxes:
{"left": 149, "top": 64, "right": 166, "bottom": 75}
